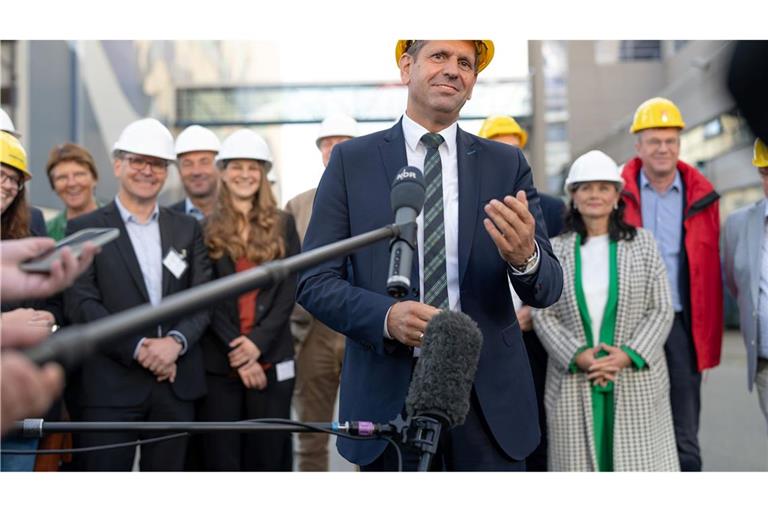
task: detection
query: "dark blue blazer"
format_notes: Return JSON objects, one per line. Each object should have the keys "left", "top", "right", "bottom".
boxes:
{"left": 29, "top": 206, "right": 47, "bottom": 237}
{"left": 539, "top": 193, "right": 565, "bottom": 238}
{"left": 297, "top": 121, "right": 563, "bottom": 465}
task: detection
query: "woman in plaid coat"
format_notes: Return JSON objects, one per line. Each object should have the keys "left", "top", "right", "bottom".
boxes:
{"left": 532, "top": 151, "right": 678, "bottom": 471}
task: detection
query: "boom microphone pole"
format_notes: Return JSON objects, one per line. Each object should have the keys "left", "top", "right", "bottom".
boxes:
{"left": 24, "top": 222, "right": 409, "bottom": 369}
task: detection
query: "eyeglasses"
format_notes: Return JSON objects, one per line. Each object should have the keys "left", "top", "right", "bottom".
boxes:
{"left": 0, "top": 171, "right": 24, "bottom": 191}
{"left": 123, "top": 155, "right": 168, "bottom": 173}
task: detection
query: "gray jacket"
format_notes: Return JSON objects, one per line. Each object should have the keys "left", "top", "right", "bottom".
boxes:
{"left": 723, "top": 197, "right": 766, "bottom": 391}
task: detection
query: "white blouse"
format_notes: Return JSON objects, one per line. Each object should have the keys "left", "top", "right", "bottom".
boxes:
{"left": 580, "top": 234, "right": 610, "bottom": 344}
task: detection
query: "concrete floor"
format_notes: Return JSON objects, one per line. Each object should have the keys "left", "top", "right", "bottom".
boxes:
{"left": 700, "top": 330, "right": 767, "bottom": 470}
{"left": 297, "top": 329, "right": 768, "bottom": 472}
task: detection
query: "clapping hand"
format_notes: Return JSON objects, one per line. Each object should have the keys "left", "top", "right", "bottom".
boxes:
{"left": 483, "top": 191, "right": 537, "bottom": 267}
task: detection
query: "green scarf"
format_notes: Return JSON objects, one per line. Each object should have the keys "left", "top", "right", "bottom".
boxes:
{"left": 574, "top": 233, "right": 618, "bottom": 471}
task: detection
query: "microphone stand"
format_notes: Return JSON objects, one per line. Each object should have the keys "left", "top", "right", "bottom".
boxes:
{"left": 24, "top": 221, "right": 413, "bottom": 369}
{"left": 409, "top": 417, "right": 443, "bottom": 472}
{"left": 12, "top": 415, "right": 439, "bottom": 472}
{"left": 11, "top": 419, "right": 397, "bottom": 437}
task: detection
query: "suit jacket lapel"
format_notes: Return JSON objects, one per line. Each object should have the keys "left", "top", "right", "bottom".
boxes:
{"left": 457, "top": 127, "right": 479, "bottom": 285}
{"left": 159, "top": 209, "right": 174, "bottom": 297}
{"left": 104, "top": 201, "right": 150, "bottom": 302}
{"left": 379, "top": 119, "right": 409, "bottom": 193}
{"left": 748, "top": 199, "right": 765, "bottom": 307}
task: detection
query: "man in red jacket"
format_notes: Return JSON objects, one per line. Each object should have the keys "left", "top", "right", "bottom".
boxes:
{"left": 621, "top": 97, "right": 722, "bottom": 471}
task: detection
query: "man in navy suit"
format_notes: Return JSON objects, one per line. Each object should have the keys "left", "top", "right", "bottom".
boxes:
{"left": 297, "top": 40, "right": 563, "bottom": 471}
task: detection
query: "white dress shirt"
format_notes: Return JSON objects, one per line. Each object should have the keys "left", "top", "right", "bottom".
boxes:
{"left": 402, "top": 113, "right": 462, "bottom": 312}
{"left": 115, "top": 196, "right": 187, "bottom": 357}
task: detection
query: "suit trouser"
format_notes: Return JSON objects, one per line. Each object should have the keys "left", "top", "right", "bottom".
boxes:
{"left": 197, "top": 370, "right": 294, "bottom": 471}
{"left": 523, "top": 330, "right": 548, "bottom": 472}
{"left": 73, "top": 383, "right": 194, "bottom": 471}
{"left": 757, "top": 358, "right": 768, "bottom": 433}
{"left": 360, "top": 390, "right": 526, "bottom": 471}
{"left": 293, "top": 320, "right": 345, "bottom": 471}
{"left": 664, "top": 313, "right": 702, "bottom": 472}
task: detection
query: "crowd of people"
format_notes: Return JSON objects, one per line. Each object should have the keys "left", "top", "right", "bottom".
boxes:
{"left": 1, "top": 39, "right": 766, "bottom": 472}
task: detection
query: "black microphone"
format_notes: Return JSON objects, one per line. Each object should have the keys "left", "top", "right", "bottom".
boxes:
{"left": 387, "top": 166, "right": 425, "bottom": 298}
{"left": 404, "top": 310, "right": 483, "bottom": 470}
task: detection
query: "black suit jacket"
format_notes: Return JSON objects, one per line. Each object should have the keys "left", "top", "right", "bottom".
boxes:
{"left": 64, "top": 201, "right": 212, "bottom": 407}
{"left": 169, "top": 199, "right": 187, "bottom": 214}
{"left": 29, "top": 206, "right": 47, "bottom": 236}
{"left": 200, "top": 212, "right": 300, "bottom": 375}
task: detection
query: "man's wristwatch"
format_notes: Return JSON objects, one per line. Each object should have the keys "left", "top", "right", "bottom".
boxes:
{"left": 169, "top": 333, "right": 185, "bottom": 349}
{"left": 512, "top": 246, "right": 538, "bottom": 273}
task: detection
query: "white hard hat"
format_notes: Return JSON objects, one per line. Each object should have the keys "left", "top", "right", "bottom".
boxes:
{"left": 316, "top": 113, "right": 358, "bottom": 148}
{"left": 175, "top": 125, "right": 220, "bottom": 156}
{"left": 0, "top": 107, "right": 19, "bottom": 137}
{"left": 564, "top": 150, "right": 624, "bottom": 194}
{"left": 113, "top": 118, "right": 176, "bottom": 161}
{"left": 216, "top": 129, "right": 273, "bottom": 172}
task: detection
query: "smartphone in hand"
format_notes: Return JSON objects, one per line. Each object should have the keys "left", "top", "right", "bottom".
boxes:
{"left": 19, "top": 228, "right": 119, "bottom": 273}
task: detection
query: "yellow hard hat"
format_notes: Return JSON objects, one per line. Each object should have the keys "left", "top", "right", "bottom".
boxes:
{"left": 395, "top": 40, "right": 495, "bottom": 73}
{"left": 0, "top": 131, "right": 30, "bottom": 179}
{"left": 478, "top": 115, "right": 528, "bottom": 148}
{"left": 754, "top": 138, "right": 768, "bottom": 168}
{"left": 630, "top": 97, "right": 686, "bottom": 133}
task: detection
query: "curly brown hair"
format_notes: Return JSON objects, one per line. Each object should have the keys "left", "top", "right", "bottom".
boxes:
{"left": 1, "top": 166, "right": 30, "bottom": 240}
{"left": 204, "top": 162, "right": 285, "bottom": 264}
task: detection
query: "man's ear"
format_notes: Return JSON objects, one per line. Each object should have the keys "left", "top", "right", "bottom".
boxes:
{"left": 399, "top": 53, "right": 413, "bottom": 86}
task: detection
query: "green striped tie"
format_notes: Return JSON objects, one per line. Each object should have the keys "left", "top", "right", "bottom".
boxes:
{"left": 421, "top": 132, "right": 448, "bottom": 310}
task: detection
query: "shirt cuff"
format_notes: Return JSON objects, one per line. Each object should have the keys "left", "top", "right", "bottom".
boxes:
{"left": 508, "top": 240, "right": 541, "bottom": 276}
{"left": 133, "top": 337, "right": 148, "bottom": 360}
{"left": 621, "top": 346, "right": 646, "bottom": 369}
{"left": 167, "top": 330, "right": 188, "bottom": 356}
{"left": 383, "top": 305, "right": 394, "bottom": 339}
{"left": 569, "top": 345, "right": 590, "bottom": 373}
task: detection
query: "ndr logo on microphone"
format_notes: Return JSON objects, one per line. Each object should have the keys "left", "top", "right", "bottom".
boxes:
{"left": 396, "top": 169, "right": 419, "bottom": 181}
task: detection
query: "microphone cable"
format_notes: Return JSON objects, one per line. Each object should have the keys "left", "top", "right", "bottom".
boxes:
{"left": 0, "top": 417, "right": 403, "bottom": 470}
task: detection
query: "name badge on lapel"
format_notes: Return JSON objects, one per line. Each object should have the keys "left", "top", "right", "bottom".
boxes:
{"left": 163, "top": 248, "right": 188, "bottom": 279}
{"left": 276, "top": 360, "right": 295, "bottom": 382}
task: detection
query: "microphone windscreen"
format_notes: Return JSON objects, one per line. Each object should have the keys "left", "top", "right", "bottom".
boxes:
{"left": 405, "top": 310, "right": 483, "bottom": 428}
{"left": 390, "top": 166, "right": 425, "bottom": 214}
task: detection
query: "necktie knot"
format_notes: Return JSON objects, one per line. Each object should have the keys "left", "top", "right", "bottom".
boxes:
{"left": 421, "top": 132, "right": 444, "bottom": 150}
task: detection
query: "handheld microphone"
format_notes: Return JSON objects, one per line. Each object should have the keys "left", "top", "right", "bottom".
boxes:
{"left": 387, "top": 166, "right": 425, "bottom": 298}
